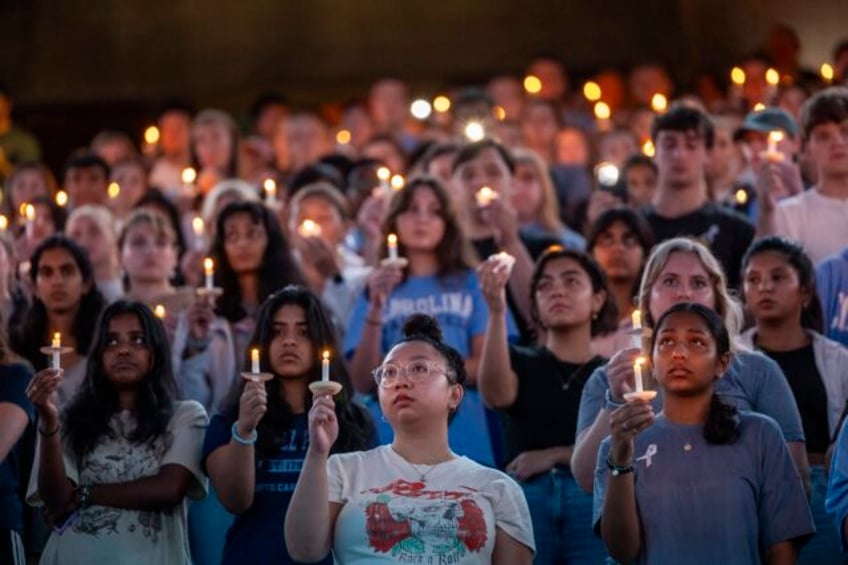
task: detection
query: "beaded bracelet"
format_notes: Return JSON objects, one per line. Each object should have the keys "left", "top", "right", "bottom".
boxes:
{"left": 231, "top": 422, "right": 258, "bottom": 446}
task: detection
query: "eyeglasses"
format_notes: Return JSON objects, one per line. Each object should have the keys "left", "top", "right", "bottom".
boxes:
{"left": 372, "top": 360, "right": 453, "bottom": 388}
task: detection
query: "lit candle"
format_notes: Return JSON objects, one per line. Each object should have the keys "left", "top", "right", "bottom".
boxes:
{"left": 0, "top": 215, "right": 7, "bottom": 232}
{"left": 631, "top": 310, "right": 642, "bottom": 331}
{"left": 583, "top": 81, "right": 602, "bottom": 102}
{"left": 24, "top": 204, "right": 36, "bottom": 238}
{"left": 251, "top": 348, "right": 260, "bottom": 375}
{"left": 631, "top": 309, "right": 642, "bottom": 349}
{"left": 298, "top": 219, "right": 322, "bottom": 238}
{"left": 143, "top": 125, "right": 160, "bottom": 156}
{"left": 821, "top": 63, "right": 835, "bottom": 85}
{"left": 192, "top": 216, "right": 205, "bottom": 251}
{"left": 51, "top": 332, "right": 62, "bottom": 370}
{"left": 263, "top": 178, "right": 277, "bottom": 205}
{"left": 641, "top": 139, "right": 655, "bottom": 157}
{"left": 764, "top": 130, "right": 785, "bottom": 162}
{"left": 765, "top": 68, "right": 780, "bottom": 101}
{"left": 181, "top": 167, "right": 197, "bottom": 197}
{"left": 523, "top": 74, "right": 542, "bottom": 94}
{"left": 321, "top": 350, "right": 330, "bottom": 382}
{"left": 633, "top": 356, "right": 645, "bottom": 393}
{"left": 735, "top": 189, "right": 749, "bottom": 206}
{"left": 475, "top": 186, "right": 497, "bottom": 207}
{"left": 433, "top": 95, "right": 451, "bottom": 113}
{"left": 390, "top": 174, "right": 405, "bottom": 191}
{"left": 594, "top": 101, "right": 611, "bottom": 131}
{"left": 336, "top": 129, "right": 352, "bottom": 145}
{"left": 463, "top": 121, "right": 485, "bottom": 142}
{"left": 55, "top": 191, "right": 68, "bottom": 207}
{"left": 650, "top": 93, "right": 668, "bottom": 113}
{"left": 203, "top": 257, "right": 215, "bottom": 290}
{"left": 154, "top": 304, "right": 166, "bottom": 319}
{"left": 107, "top": 182, "right": 121, "bottom": 200}
{"left": 377, "top": 166, "right": 391, "bottom": 194}
{"left": 387, "top": 233, "right": 399, "bottom": 261}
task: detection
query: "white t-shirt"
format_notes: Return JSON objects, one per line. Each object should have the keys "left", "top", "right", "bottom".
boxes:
{"left": 27, "top": 400, "right": 208, "bottom": 565}
{"left": 774, "top": 189, "right": 848, "bottom": 264}
{"left": 327, "top": 445, "right": 535, "bottom": 564}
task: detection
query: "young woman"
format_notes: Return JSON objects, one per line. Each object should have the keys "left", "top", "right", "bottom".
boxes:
{"left": 108, "top": 157, "right": 149, "bottom": 221}
{"left": 203, "top": 285, "right": 372, "bottom": 564}
{"left": 510, "top": 148, "right": 585, "bottom": 250}
{"left": 478, "top": 247, "right": 618, "bottom": 564}
{"left": 586, "top": 207, "right": 654, "bottom": 357}
{"left": 344, "top": 176, "right": 511, "bottom": 467}
{"left": 285, "top": 314, "right": 535, "bottom": 564}
{"left": 211, "top": 200, "right": 305, "bottom": 364}
{"left": 25, "top": 301, "right": 207, "bottom": 564}
{"left": 596, "top": 302, "right": 813, "bottom": 564}
{"left": 11, "top": 235, "right": 106, "bottom": 406}
{"left": 0, "top": 324, "right": 33, "bottom": 565}
{"left": 2, "top": 162, "right": 57, "bottom": 219}
{"left": 65, "top": 205, "right": 123, "bottom": 303}
{"left": 741, "top": 236, "right": 848, "bottom": 562}
{"left": 190, "top": 109, "right": 239, "bottom": 197}
{"left": 571, "top": 237, "right": 808, "bottom": 494}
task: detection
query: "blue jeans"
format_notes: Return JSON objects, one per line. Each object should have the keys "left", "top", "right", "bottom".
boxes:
{"left": 521, "top": 467, "right": 607, "bottom": 564}
{"left": 800, "top": 465, "right": 844, "bottom": 564}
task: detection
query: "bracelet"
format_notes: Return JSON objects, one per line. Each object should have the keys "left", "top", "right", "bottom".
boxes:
{"left": 606, "top": 455, "right": 634, "bottom": 477}
{"left": 604, "top": 389, "right": 626, "bottom": 412}
{"left": 76, "top": 484, "right": 93, "bottom": 509}
{"left": 38, "top": 425, "right": 60, "bottom": 438}
{"left": 231, "top": 422, "right": 258, "bottom": 446}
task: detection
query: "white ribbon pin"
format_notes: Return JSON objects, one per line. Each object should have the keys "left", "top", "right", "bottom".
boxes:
{"left": 635, "top": 444, "right": 658, "bottom": 467}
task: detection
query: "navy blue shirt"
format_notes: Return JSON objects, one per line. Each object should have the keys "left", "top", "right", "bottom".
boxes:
{"left": 0, "top": 363, "right": 34, "bottom": 533}
{"left": 202, "top": 412, "right": 332, "bottom": 565}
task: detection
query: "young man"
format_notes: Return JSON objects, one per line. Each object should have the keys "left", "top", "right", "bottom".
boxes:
{"left": 63, "top": 153, "right": 110, "bottom": 209}
{"left": 758, "top": 87, "right": 848, "bottom": 264}
{"left": 642, "top": 104, "right": 754, "bottom": 288}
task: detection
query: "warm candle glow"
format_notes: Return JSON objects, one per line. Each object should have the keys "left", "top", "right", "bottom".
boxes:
{"left": 144, "top": 125, "right": 160, "bottom": 145}
{"left": 263, "top": 178, "right": 276, "bottom": 197}
{"left": 433, "top": 95, "right": 451, "bottom": 113}
{"left": 593, "top": 101, "right": 611, "bottom": 120}
{"left": 181, "top": 167, "right": 197, "bottom": 184}
{"left": 298, "top": 219, "right": 322, "bottom": 238}
{"left": 387, "top": 233, "right": 399, "bottom": 261}
{"left": 107, "top": 182, "right": 121, "bottom": 199}
{"left": 735, "top": 189, "right": 749, "bottom": 205}
{"left": 0, "top": 215, "right": 7, "bottom": 231}
{"left": 475, "top": 186, "right": 497, "bottom": 206}
{"left": 765, "top": 68, "right": 780, "bottom": 86}
{"left": 24, "top": 204, "right": 36, "bottom": 222}
{"left": 154, "top": 304, "right": 166, "bottom": 319}
{"left": 52, "top": 332, "right": 61, "bottom": 349}
{"left": 192, "top": 216, "right": 204, "bottom": 237}
{"left": 730, "top": 67, "right": 746, "bottom": 85}
{"left": 769, "top": 130, "right": 785, "bottom": 144}
{"left": 753, "top": 102, "right": 766, "bottom": 111}
{"left": 631, "top": 310, "right": 642, "bottom": 330}
{"left": 523, "top": 74, "right": 542, "bottom": 94}
{"left": 251, "top": 348, "right": 260, "bottom": 374}
{"left": 410, "top": 99, "right": 433, "bottom": 120}
{"left": 463, "top": 121, "right": 485, "bottom": 142}
{"left": 493, "top": 105, "right": 506, "bottom": 121}
{"left": 821, "top": 63, "right": 835, "bottom": 82}
{"left": 641, "top": 139, "right": 655, "bottom": 157}
{"left": 390, "top": 174, "right": 405, "bottom": 191}
{"left": 376, "top": 166, "right": 391, "bottom": 182}
{"left": 321, "top": 350, "right": 331, "bottom": 382}
{"left": 55, "top": 190, "right": 68, "bottom": 207}
{"left": 650, "top": 93, "right": 668, "bottom": 113}
{"left": 583, "top": 81, "right": 602, "bottom": 102}
{"left": 336, "top": 129, "right": 352, "bottom": 144}
{"left": 204, "top": 258, "right": 215, "bottom": 276}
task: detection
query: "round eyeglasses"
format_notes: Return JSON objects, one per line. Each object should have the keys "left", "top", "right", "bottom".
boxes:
{"left": 372, "top": 359, "right": 453, "bottom": 388}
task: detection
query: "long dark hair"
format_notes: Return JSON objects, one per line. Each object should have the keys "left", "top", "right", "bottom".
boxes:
{"left": 220, "top": 286, "right": 373, "bottom": 456}
{"left": 652, "top": 302, "right": 739, "bottom": 445}
{"left": 62, "top": 301, "right": 177, "bottom": 462}
{"left": 12, "top": 235, "right": 106, "bottom": 370}
{"left": 211, "top": 201, "right": 306, "bottom": 323}
{"left": 380, "top": 176, "right": 477, "bottom": 280}
{"left": 741, "top": 236, "right": 824, "bottom": 333}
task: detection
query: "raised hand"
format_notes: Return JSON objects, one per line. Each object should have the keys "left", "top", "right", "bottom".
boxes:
{"left": 236, "top": 380, "right": 268, "bottom": 438}
{"left": 308, "top": 394, "right": 339, "bottom": 456}
{"left": 26, "top": 368, "right": 63, "bottom": 430}
{"left": 477, "top": 257, "right": 510, "bottom": 313}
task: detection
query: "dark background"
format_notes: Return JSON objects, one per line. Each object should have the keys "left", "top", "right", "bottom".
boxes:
{"left": 2, "top": 0, "right": 847, "bottom": 174}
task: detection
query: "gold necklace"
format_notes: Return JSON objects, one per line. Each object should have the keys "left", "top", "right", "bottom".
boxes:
{"left": 390, "top": 447, "right": 455, "bottom": 483}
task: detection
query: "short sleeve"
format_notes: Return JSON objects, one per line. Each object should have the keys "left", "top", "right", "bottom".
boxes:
{"left": 26, "top": 437, "right": 79, "bottom": 507}
{"left": 592, "top": 439, "right": 612, "bottom": 534}
{"left": 827, "top": 418, "right": 848, "bottom": 550}
{"left": 343, "top": 291, "right": 370, "bottom": 359}
{"left": 744, "top": 354, "right": 805, "bottom": 442}
{"left": 327, "top": 454, "right": 346, "bottom": 504}
{"left": 0, "top": 363, "right": 35, "bottom": 422}
{"left": 756, "top": 417, "right": 815, "bottom": 547}
{"left": 162, "top": 401, "right": 209, "bottom": 500}
{"left": 576, "top": 366, "right": 609, "bottom": 439}
{"left": 490, "top": 475, "right": 536, "bottom": 555}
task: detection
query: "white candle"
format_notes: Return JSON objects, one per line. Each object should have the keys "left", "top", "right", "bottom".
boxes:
{"left": 633, "top": 357, "right": 645, "bottom": 393}
{"left": 203, "top": 257, "right": 214, "bottom": 290}
{"left": 181, "top": 167, "right": 197, "bottom": 196}
{"left": 0, "top": 215, "right": 7, "bottom": 232}
{"left": 377, "top": 167, "right": 391, "bottom": 194}
{"left": 263, "top": 178, "right": 277, "bottom": 205}
{"left": 251, "top": 348, "right": 260, "bottom": 375}
{"left": 321, "top": 350, "right": 330, "bottom": 382}
{"left": 387, "top": 233, "right": 399, "bottom": 261}
{"left": 390, "top": 174, "right": 405, "bottom": 192}
{"left": 143, "top": 125, "right": 160, "bottom": 156}
{"left": 51, "top": 332, "right": 61, "bottom": 370}
{"left": 630, "top": 309, "right": 642, "bottom": 349}
{"left": 154, "top": 304, "right": 166, "bottom": 319}
{"left": 24, "top": 204, "right": 35, "bottom": 238}
{"left": 764, "top": 130, "right": 785, "bottom": 162}
{"left": 192, "top": 216, "right": 205, "bottom": 251}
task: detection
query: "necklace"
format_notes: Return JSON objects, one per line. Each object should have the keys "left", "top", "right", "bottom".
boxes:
{"left": 553, "top": 354, "right": 600, "bottom": 393}
{"left": 389, "top": 447, "right": 455, "bottom": 483}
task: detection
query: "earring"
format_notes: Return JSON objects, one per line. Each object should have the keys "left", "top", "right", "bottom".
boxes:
{"left": 592, "top": 311, "right": 599, "bottom": 320}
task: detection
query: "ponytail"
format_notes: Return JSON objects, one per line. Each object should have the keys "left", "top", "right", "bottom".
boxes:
{"left": 704, "top": 393, "right": 740, "bottom": 445}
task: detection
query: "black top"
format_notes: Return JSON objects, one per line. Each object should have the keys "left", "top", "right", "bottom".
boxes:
{"left": 0, "top": 363, "right": 35, "bottom": 533}
{"left": 759, "top": 342, "right": 830, "bottom": 454}
{"left": 642, "top": 202, "right": 754, "bottom": 289}
{"left": 472, "top": 232, "right": 560, "bottom": 344}
{"left": 501, "top": 344, "right": 606, "bottom": 464}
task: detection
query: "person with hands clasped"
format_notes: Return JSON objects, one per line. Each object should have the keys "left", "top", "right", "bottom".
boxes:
{"left": 202, "top": 286, "right": 372, "bottom": 565}
{"left": 286, "top": 314, "right": 535, "bottom": 564}
{"left": 595, "top": 303, "right": 813, "bottom": 565}
{"left": 25, "top": 301, "right": 208, "bottom": 565}
{"left": 478, "top": 247, "right": 617, "bottom": 564}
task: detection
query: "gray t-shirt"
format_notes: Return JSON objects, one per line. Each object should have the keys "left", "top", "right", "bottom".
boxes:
{"left": 593, "top": 413, "right": 814, "bottom": 565}
{"left": 576, "top": 350, "right": 805, "bottom": 442}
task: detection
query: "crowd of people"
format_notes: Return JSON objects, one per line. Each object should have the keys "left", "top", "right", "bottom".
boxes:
{"left": 2, "top": 22, "right": 848, "bottom": 564}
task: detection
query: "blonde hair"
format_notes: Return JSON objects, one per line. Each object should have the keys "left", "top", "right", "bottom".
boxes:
{"left": 67, "top": 205, "right": 118, "bottom": 243}
{"left": 637, "top": 237, "right": 743, "bottom": 346}
{"left": 118, "top": 208, "right": 178, "bottom": 250}
{"left": 511, "top": 148, "right": 566, "bottom": 233}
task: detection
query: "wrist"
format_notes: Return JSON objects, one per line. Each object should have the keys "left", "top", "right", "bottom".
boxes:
{"left": 606, "top": 455, "right": 634, "bottom": 477}
{"left": 232, "top": 422, "right": 258, "bottom": 446}
{"left": 605, "top": 389, "right": 625, "bottom": 411}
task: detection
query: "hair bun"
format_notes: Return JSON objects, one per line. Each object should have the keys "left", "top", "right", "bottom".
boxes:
{"left": 401, "top": 314, "right": 443, "bottom": 342}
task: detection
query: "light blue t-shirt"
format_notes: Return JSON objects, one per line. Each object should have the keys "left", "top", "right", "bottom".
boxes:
{"left": 576, "top": 350, "right": 805, "bottom": 443}
{"left": 594, "top": 413, "right": 814, "bottom": 565}
{"left": 826, "top": 417, "right": 848, "bottom": 550}
{"left": 816, "top": 247, "right": 848, "bottom": 348}
{"left": 344, "top": 270, "right": 518, "bottom": 467}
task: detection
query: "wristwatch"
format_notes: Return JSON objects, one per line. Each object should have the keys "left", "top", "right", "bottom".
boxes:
{"left": 606, "top": 455, "right": 634, "bottom": 477}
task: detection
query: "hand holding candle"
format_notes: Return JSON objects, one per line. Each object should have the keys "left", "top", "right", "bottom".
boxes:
{"left": 251, "top": 347, "right": 260, "bottom": 375}
{"left": 309, "top": 349, "right": 342, "bottom": 395}
{"left": 40, "top": 331, "right": 72, "bottom": 371}
{"left": 321, "top": 350, "right": 330, "bottom": 382}
{"left": 387, "top": 233, "right": 399, "bottom": 260}
{"left": 623, "top": 355, "right": 657, "bottom": 402}
{"left": 192, "top": 216, "right": 205, "bottom": 251}
{"left": 263, "top": 178, "right": 277, "bottom": 205}
{"left": 475, "top": 186, "right": 497, "bottom": 207}
{"left": 763, "top": 130, "right": 785, "bottom": 162}
{"left": 203, "top": 258, "right": 214, "bottom": 291}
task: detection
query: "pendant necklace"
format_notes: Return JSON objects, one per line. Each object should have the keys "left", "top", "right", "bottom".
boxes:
{"left": 391, "top": 447, "right": 455, "bottom": 483}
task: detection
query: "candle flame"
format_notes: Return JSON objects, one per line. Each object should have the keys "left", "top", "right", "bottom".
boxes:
{"left": 55, "top": 190, "right": 68, "bottom": 207}
{"left": 52, "top": 332, "right": 61, "bottom": 348}
{"left": 181, "top": 167, "right": 197, "bottom": 184}
{"left": 463, "top": 121, "right": 485, "bottom": 142}
{"left": 641, "top": 139, "right": 655, "bottom": 157}
{"left": 650, "top": 93, "right": 668, "bottom": 113}
{"left": 192, "top": 216, "right": 204, "bottom": 236}
{"left": 387, "top": 233, "right": 398, "bottom": 246}
{"left": 730, "top": 67, "right": 746, "bottom": 85}
{"left": 107, "top": 182, "right": 121, "bottom": 199}
{"left": 753, "top": 102, "right": 766, "bottom": 111}
{"left": 583, "top": 81, "right": 602, "bottom": 102}
{"left": 593, "top": 101, "right": 611, "bottom": 120}
{"left": 144, "top": 125, "right": 160, "bottom": 145}
{"left": 203, "top": 257, "right": 214, "bottom": 275}
{"left": 475, "top": 186, "right": 497, "bottom": 206}
{"left": 523, "top": 74, "right": 542, "bottom": 94}
{"left": 24, "top": 204, "right": 36, "bottom": 221}
{"left": 322, "top": 350, "right": 330, "bottom": 361}
{"left": 390, "top": 174, "right": 405, "bottom": 191}
{"left": 376, "top": 166, "right": 391, "bottom": 181}
{"left": 634, "top": 356, "right": 645, "bottom": 368}
{"left": 769, "top": 130, "right": 785, "bottom": 144}
{"left": 298, "top": 219, "right": 322, "bottom": 237}
{"left": 765, "top": 68, "right": 780, "bottom": 86}
{"left": 735, "top": 189, "right": 749, "bottom": 205}
{"left": 0, "top": 215, "right": 7, "bottom": 231}
{"left": 336, "top": 129, "right": 352, "bottom": 144}
{"left": 433, "top": 95, "right": 451, "bottom": 113}
{"left": 493, "top": 105, "right": 506, "bottom": 121}
{"left": 821, "top": 63, "right": 835, "bottom": 82}
{"left": 263, "top": 178, "right": 276, "bottom": 194}
{"left": 154, "top": 304, "right": 166, "bottom": 319}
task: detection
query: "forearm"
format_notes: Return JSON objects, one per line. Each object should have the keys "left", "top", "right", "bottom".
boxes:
{"left": 350, "top": 317, "right": 383, "bottom": 394}
{"left": 502, "top": 239, "right": 534, "bottom": 329}
{"left": 600, "top": 474, "right": 641, "bottom": 563}
{"left": 756, "top": 205, "right": 776, "bottom": 237}
{"left": 208, "top": 441, "right": 257, "bottom": 514}
{"left": 765, "top": 541, "right": 796, "bottom": 565}
{"left": 89, "top": 464, "right": 192, "bottom": 511}
{"left": 36, "top": 431, "right": 76, "bottom": 513}
{"left": 285, "top": 450, "right": 332, "bottom": 561}
{"left": 572, "top": 410, "right": 612, "bottom": 493}
{"left": 478, "top": 313, "right": 517, "bottom": 408}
